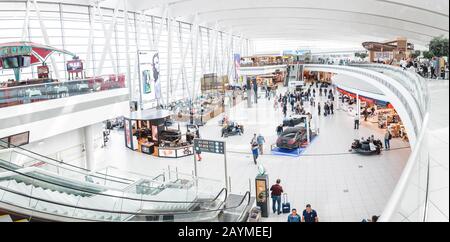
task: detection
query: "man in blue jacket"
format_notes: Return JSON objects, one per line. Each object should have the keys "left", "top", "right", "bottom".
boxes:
{"left": 287, "top": 209, "right": 301, "bottom": 222}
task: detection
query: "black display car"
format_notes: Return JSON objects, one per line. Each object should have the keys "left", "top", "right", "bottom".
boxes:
{"left": 282, "top": 115, "right": 306, "bottom": 127}
{"left": 276, "top": 126, "right": 311, "bottom": 149}
{"left": 159, "top": 129, "right": 182, "bottom": 143}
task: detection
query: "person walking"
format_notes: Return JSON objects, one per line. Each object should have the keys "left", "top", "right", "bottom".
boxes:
{"left": 251, "top": 134, "right": 259, "bottom": 164}
{"left": 270, "top": 179, "right": 284, "bottom": 215}
{"left": 330, "top": 102, "right": 334, "bottom": 115}
{"left": 195, "top": 149, "right": 202, "bottom": 162}
{"left": 302, "top": 204, "right": 319, "bottom": 223}
{"left": 318, "top": 102, "right": 321, "bottom": 116}
{"left": 257, "top": 134, "right": 266, "bottom": 155}
{"left": 324, "top": 102, "right": 329, "bottom": 116}
{"left": 364, "top": 108, "right": 369, "bottom": 121}
{"left": 290, "top": 98, "right": 295, "bottom": 112}
{"left": 251, "top": 141, "right": 259, "bottom": 164}
{"left": 354, "top": 113, "right": 360, "bottom": 130}
{"left": 282, "top": 104, "right": 288, "bottom": 118}
{"left": 276, "top": 124, "right": 284, "bottom": 136}
{"left": 287, "top": 209, "right": 301, "bottom": 222}
{"left": 384, "top": 130, "right": 392, "bottom": 150}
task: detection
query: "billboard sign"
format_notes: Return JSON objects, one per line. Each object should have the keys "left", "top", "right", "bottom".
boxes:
{"left": 138, "top": 50, "right": 160, "bottom": 108}
{"left": 233, "top": 54, "right": 241, "bottom": 81}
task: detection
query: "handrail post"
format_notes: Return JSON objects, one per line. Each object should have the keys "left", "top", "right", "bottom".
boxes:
{"left": 168, "top": 165, "right": 171, "bottom": 181}
{"left": 228, "top": 176, "right": 231, "bottom": 194}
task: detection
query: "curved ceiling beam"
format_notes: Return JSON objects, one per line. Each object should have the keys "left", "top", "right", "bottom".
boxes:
{"left": 374, "top": 0, "right": 449, "bottom": 17}
{"left": 194, "top": 7, "right": 448, "bottom": 32}
{"left": 162, "top": 0, "right": 448, "bottom": 30}
{"left": 227, "top": 24, "right": 432, "bottom": 46}
{"left": 208, "top": 17, "right": 437, "bottom": 39}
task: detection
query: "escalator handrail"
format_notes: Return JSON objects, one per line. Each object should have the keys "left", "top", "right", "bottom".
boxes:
{"left": 0, "top": 149, "right": 133, "bottom": 186}
{"left": 0, "top": 143, "right": 136, "bottom": 184}
{"left": 0, "top": 163, "right": 224, "bottom": 205}
{"left": 0, "top": 185, "right": 234, "bottom": 218}
{"left": 212, "top": 187, "right": 228, "bottom": 204}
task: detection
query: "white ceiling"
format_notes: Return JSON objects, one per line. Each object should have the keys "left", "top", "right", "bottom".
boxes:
{"left": 41, "top": 0, "right": 450, "bottom": 53}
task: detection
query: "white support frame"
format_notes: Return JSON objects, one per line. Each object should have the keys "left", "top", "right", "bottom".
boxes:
{"left": 85, "top": 5, "right": 95, "bottom": 78}
{"left": 21, "top": 0, "right": 30, "bottom": 41}
{"left": 32, "top": 0, "right": 61, "bottom": 80}
{"left": 94, "top": 3, "right": 118, "bottom": 76}
{"left": 123, "top": 0, "right": 133, "bottom": 102}
{"left": 191, "top": 14, "right": 200, "bottom": 101}
{"left": 173, "top": 15, "right": 198, "bottom": 101}
{"left": 166, "top": 10, "right": 173, "bottom": 105}
{"left": 95, "top": 0, "right": 121, "bottom": 77}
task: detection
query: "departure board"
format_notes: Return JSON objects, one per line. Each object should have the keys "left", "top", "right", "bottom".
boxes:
{"left": 194, "top": 139, "right": 225, "bottom": 154}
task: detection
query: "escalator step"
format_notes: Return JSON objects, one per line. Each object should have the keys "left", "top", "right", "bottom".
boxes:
{"left": 14, "top": 219, "right": 29, "bottom": 222}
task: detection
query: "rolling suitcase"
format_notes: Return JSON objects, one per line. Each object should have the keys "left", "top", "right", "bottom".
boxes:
{"left": 282, "top": 193, "right": 291, "bottom": 214}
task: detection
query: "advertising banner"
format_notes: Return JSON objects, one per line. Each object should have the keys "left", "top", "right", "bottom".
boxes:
{"left": 138, "top": 50, "right": 161, "bottom": 108}
{"left": 124, "top": 119, "right": 132, "bottom": 149}
{"left": 158, "top": 148, "right": 177, "bottom": 158}
{"left": 233, "top": 54, "right": 241, "bottom": 81}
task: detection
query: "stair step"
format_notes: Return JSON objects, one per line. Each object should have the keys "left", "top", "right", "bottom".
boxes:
{"left": 0, "top": 215, "right": 13, "bottom": 222}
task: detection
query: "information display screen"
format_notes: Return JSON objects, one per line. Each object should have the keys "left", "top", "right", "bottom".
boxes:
{"left": 67, "top": 60, "right": 83, "bottom": 73}
{"left": 194, "top": 139, "right": 225, "bottom": 154}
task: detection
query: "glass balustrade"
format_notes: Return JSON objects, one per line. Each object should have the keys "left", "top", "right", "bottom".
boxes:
{"left": 0, "top": 160, "right": 233, "bottom": 222}
{"left": 0, "top": 74, "right": 126, "bottom": 109}
{"left": 306, "top": 63, "right": 431, "bottom": 222}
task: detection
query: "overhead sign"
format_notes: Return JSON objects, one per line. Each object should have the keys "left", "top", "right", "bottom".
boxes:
{"left": 0, "top": 46, "right": 32, "bottom": 57}
{"left": 282, "top": 50, "right": 311, "bottom": 56}
{"left": 194, "top": 139, "right": 225, "bottom": 154}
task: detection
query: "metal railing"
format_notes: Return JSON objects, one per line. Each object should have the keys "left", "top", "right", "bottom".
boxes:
{"left": 305, "top": 64, "right": 422, "bottom": 135}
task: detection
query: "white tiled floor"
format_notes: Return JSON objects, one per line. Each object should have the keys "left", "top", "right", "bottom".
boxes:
{"left": 425, "top": 80, "right": 449, "bottom": 222}
{"left": 93, "top": 86, "right": 412, "bottom": 222}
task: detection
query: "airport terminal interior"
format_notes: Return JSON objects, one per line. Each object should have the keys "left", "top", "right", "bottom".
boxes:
{"left": 0, "top": 0, "right": 448, "bottom": 222}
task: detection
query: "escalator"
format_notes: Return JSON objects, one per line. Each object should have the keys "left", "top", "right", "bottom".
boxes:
{"left": 0, "top": 142, "right": 254, "bottom": 222}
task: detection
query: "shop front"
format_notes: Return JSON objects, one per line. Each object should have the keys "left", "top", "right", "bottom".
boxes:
{"left": 337, "top": 87, "right": 408, "bottom": 142}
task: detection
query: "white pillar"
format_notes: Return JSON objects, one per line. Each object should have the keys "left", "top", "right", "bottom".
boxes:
{"left": 84, "top": 125, "right": 97, "bottom": 171}
{"left": 356, "top": 94, "right": 361, "bottom": 118}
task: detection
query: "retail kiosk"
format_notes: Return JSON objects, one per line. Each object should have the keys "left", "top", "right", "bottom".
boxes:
{"left": 124, "top": 109, "right": 194, "bottom": 158}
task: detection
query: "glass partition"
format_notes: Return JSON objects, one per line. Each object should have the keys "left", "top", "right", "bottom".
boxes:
{"left": 0, "top": 161, "right": 233, "bottom": 222}
{"left": 0, "top": 74, "right": 126, "bottom": 109}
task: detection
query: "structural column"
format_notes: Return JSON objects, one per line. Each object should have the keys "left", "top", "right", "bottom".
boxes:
{"left": 356, "top": 94, "right": 361, "bottom": 119}
{"left": 84, "top": 125, "right": 97, "bottom": 171}
{"left": 245, "top": 75, "right": 252, "bottom": 108}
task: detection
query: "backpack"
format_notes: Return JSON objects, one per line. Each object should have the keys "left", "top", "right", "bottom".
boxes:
{"left": 389, "top": 133, "right": 393, "bottom": 140}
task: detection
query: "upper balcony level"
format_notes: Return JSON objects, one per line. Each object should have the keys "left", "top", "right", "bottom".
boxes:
{"left": 0, "top": 74, "right": 126, "bottom": 109}
{"left": 0, "top": 74, "right": 130, "bottom": 143}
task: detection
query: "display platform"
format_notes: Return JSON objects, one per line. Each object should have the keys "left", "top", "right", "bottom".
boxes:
{"left": 270, "top": 135, "right": 317, "bottom": 157}
{"left": 271, "top": 147, "right": 305, "bottom": 157}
